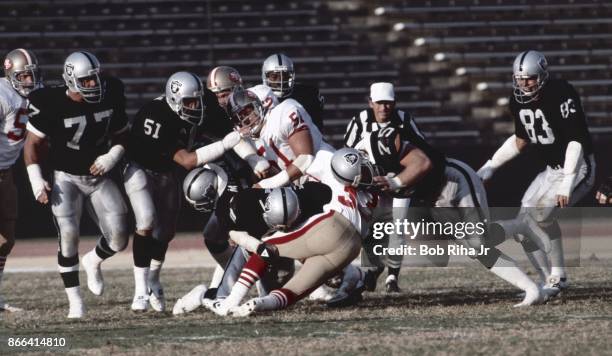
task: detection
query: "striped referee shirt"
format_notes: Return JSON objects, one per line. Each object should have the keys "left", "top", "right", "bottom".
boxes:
{"left": 343, "top": 108, "right": 424, "bottom": 148}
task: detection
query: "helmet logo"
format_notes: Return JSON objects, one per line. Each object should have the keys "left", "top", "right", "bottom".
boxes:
{"left": 170, "top": 80, "right": 181, "bottom": 94}
{"left": 263, "top": 196, "right": 272, "bottom": 212}
{"left": 246, "top": 90, "right": 257, "bottom": 99}
{"left": 343, "top": 153, "right": 359, "bottom": 166}
{"left": 229, "top": 71, "right": 240, "bottom": 83}
{"left": 3, "top": 58, "right": 12, "bottom": 70}
{"left": 65, "top": 63, "right": 74, "bottom": 76}
{"left": 538, "top": 58, "right": 547, "bottom": 70}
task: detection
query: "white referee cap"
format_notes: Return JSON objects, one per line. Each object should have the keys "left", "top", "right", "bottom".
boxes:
{"left": 370, "top": 82, "right": 395, "bottom": 102}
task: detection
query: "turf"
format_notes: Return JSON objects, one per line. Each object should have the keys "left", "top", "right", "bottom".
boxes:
{"left": 1, "top": 260, "right": 611, "bottom": 355}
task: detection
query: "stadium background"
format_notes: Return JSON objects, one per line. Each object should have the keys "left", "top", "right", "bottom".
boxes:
{"left": 7, "top": 0, "right": 612, "bottom": 238}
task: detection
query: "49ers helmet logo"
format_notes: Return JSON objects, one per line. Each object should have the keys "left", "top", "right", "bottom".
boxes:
{"left": 229, "top": 71, "right": 241, "bottom": 83}
{"left": 3, "top": 58, "right": 12, "bottom": 70}
{"left": 170, "top": 80, "right": 182, "bottom": 94}
{"left": 343, "top": 153, "right": 359, "bottom": 166}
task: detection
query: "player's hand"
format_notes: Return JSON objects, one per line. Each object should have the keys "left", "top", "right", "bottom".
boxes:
{"left": 596, "top": 191, "right": 612, "bottom": 205}
{"left": 373, "top": 175, "right": 403, "bottom": 192}
{"left": 26, "top": 164, "right": 51, "bottom": 204}
{"left": 476, "top": 160, "right": 495, "bottom": 182}
{"left": 35, "top": 181, "right": 51, "bottom": 204}
{"left": 90, "top": 146, "right": 124, "bottom": 176}
{"left": 556, "top": 194, "right": 569, "bottom": 208}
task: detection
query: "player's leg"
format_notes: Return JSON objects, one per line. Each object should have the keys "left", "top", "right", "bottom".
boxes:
{"left": 0, "top": 168, "right": 20, "bottom": 312}
{"left": 84, "top": 176, "right": 129, "bottom": 296}
{"left": 385, "top": 197, "right": 410, "bottom": 293}
{"left": 147, "top": 170, "right": 181, "bottom": 312}
{"left": 51, "top": 171, "right": 86, "bottom": 318}
{"left": 360, "top": 197, "right": 390, "bottom": 291}
{"left": 203, "top": 215, "right": 234, "bottom": 268}
{"left": 123, "top": 163, "right": 156, "bottom": 311}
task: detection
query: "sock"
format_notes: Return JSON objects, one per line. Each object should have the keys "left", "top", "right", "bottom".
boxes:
{"left": 387, "top": 267, "right": 400, "bottom": 278}
{"left": 150, "top": 239, "right": 169, "bottom": 262}
{"left": 149, "top": 259, "right": 163, "bottom": 289}
{"left": 95, "top": 236, "right": 115, "bottom": 261}
{"left": 65, "top": 286, "right": 83, "bottom": 305}
{"left": 58, "top": 252, "right": 80, "bottom": 289}
{"left": 489, "top": 253, "right": 538, "bottom": 293}
{"left": 255, "top": 288, "right": 297, "bottom": 311}
{"left": 544, "top": 222, "right": 565, "bottom": 279}
{"left": 209, "top": 264, "right": 225, "bottom": 289}
{"left": 133, "top": 267, "right": 149, "bottom": 297}
{"left": 132, "top": 233, "right": 152, "bottom": 296}
{"left": 521, "top": 239, "right": 551, "bottom": 283}
{"left": 223, "top": 254, "right": 267, "bottom": 309}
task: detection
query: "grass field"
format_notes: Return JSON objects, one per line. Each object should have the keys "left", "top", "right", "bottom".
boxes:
{"left": 1, "top": 258, "right": 612, "bottom": 356}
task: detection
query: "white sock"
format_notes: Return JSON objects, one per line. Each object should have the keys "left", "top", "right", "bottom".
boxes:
{"left": 254, "top": 289, "right": 293, "bottom": 311}
{"left": 149, "top": 259, "right": 163, "bottom": 288}
{"left": 525, "top": 249, "right": 551, "bottom": 283}
{"left": 222, "top": 282, "right": 250, "bottom": 309}
{"left": 133, "top": 267, "right": 149, "bottom": 296}
{"left": 65, "top": 286, "right": 83, "bottom": 305}
{"left": 209, "top": 264, "right": 224, "bottom": 289}
{"left": 489, "top": 254, "right": 538, "bottom": 292}
{"left": 549, "top": 238, "right": 566, "bottom": 279}
{"left": 89, "top": 249, "right": 104, "bottom": 265}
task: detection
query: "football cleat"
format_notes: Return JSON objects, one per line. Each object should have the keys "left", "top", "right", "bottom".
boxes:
{"left": 0, "top": 296, "right": 23, "bottom": 313}
{"left": 172, "top": 284, "right": 207, "bottom": 315}
{"left": 513, "top": 285, "right": 546, "bottom": 307}
{"left": 131, "top": 295, "right": 149, "bottom": 312}
{"left": 148, "top": 284, "right": 166, "bottom": 312}
{"left": 67, "top": 302, "right": 85, "bottom": 319}
{"left": 385, "top": 275, "right": 401, "bottom": 294}
{"left": 82, "top": 251, "right": 104, "bottom": 296}
{"left": 327, "top": 267, "right": 365, "bottom": 308}
{"left": 202, "top": 298, "right": 230, "bottom": 316}
{"left": 543, "top": 275, "right": 568, "bottom": 298}
{"left": 228, "top": 298, "right": 259, "bottom": 317}
{"left": 308, "top": 285, "right": 335, "bottom": 302}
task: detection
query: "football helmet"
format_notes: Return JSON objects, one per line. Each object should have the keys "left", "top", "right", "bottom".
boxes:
{"left": 512, "top": 50, "right": 549, "bottom": 104}
{"left": 166, "top": 71, "right": 205, "bottom": 126}
{"left": 261, "top": 53, "right": 295, "bottom": 98}
{"left": 227, "top": 88, "right": 265, "bottom": 137}
{"left": 183, "top": 163, "right": 228, "bottom": 212}
{"left": 206, "top": 66, "right": 243, "bottom": 93}
{"left": 62, "top": 51, "right": 104, "bottom": 103}
{"left": 4, "top": 48, "right": 41, "bottom": 97}
{"left": 262, "top": 187, "right": 301, "bottom": 231}
{"left": 331, "top": 147, "right": 382, "bottom": 188}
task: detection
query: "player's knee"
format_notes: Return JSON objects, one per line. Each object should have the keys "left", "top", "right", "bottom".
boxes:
{"left": 109, "top": 235, "right": 129, "bottom": 252}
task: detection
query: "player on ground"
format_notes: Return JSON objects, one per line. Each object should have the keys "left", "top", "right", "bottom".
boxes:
{"left": 0, "top": 48, "right": 42, "bottom": 312}
{"left": 477, "top": 50, "right": 595, "bottom": 294}
{"left": 24, "top": 51, "right": 130, "bottom": 318}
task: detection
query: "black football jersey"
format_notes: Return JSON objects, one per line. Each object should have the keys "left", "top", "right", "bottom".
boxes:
{"left": 367, "top": 126, "right": 446, "bottom": 202}
{"left": 195, "top": 88, "right": 234, "bottom": 143}
{"left": 27, "top": 76, "right": 128, "bottom": 175}
{"left": 285, "top": 83, "right": 324, "bottom": 130}
{"left": 126, "top": 97, "right": 192, "bottom": 172}
{"left": 510, "top": 79, "right": 593, "bottom": 167}
{"left": 215, "top": 182, "right": 332, "bottom": 239}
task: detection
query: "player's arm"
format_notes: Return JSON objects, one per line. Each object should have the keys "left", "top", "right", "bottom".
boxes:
{"left": 373, "top": 135, "right": 432, "bottom": 191}
{"left": 24, "top": 128, "right": 51, "bottom": 204}
{"left": 254, "top": 128, "right": 314, "bottom": 188}
{"left": 173, "top": 130, "right": 242, "bottom": 170}
{"left": 343, "top": 114, "right": 361, "bottom": 148}
{"left": 596, "top": 176, "right": 612, "bottom": 205}
{"left": 556, "top": 141, "right": 582, "bottom": 208}
{"left": 232, "top": 138, "right": 271, "bottom": 179}
{"left": 476, "top": 134, "right": 528, "bottom": 181}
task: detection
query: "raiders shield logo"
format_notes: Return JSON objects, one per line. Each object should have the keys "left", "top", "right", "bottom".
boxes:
{"left": 65, "top": 63, "right": 74, "bottom": 76}
{"left": 170, "top": 80, "right": 181, "bottom": 94}
{"left": 343, "top": 152, "right": 359, "bottom": 166}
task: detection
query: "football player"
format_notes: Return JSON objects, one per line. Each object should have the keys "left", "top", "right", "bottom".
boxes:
{"left": 332, "top": 127, "right": 547, "bottom": 307}
{"left": 206, "top": 66, "right": 243, "bottom": 111}
{"left": 124, "top": 71, "right": 249, "bottom": 312}
{"left": 24, "top": 51, "right": 130, "bottom": 318}
{"left": 595, "top": 177, "right": 612, "bottom": 205}
{"left": 0, "top": 48, "right": 42, "bottom": 312}
{"left": 261, "top": 53, "right": 325, "bottom": 130}
{"left": 344, "top": 82, "right": 446, "bottom": 293}
{"left": 477, "top": 50, "right": 595, "bottom": 295}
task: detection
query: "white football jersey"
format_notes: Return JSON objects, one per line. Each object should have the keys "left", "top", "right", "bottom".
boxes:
{"left": 0, "top": 78, "right": 28, "bottom": 169}
{"left": 247, "top": 84, "right": 278, "bottom": 114}
{"left": 254, "top": 98, "right": 328, "bottom": 171}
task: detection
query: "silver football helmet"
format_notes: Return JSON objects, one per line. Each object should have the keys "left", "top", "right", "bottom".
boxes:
{"left": 512, "top": 50, "right": 549, "bottom": 104}
{"left": 166, "top": 71, "right": 205, "bottom": 126}
{"left": 4, "top": 48, "right": 41, "bottom": 97}
{"left": 183, "top": 163, "right": 228, "bottom": 212}
{"left": 62, "top": 51, "right": 103, "bottom": 103}
{"left": 227, "top": 87, "right": 265, "bottom": 137}
{"left": 262, "top": 187, "right": 301, "bottom": 231}
{"left": 261, "top": 53, "right": 295, "bottom": 98}
{"left": 331, "top": 147, "right": 382, "bottom": 188}
{"left": 206, "top": 66, "right": 243, "bottom": 93}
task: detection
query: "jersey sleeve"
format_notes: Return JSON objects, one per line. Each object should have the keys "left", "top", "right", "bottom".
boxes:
{"left": 556, "top": 82, "right": 589, "bottom": 144}
{"left": 108, "top": 78, "right": 129, "bottom": 134}
{"left": 26, "top": 90, "right": 53, "bottom": 137}
{"left": 344, "top": 114, "right": 362, "bottom": 148}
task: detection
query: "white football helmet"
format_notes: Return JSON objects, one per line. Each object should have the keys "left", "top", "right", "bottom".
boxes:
{"left": 4, "top": 48, "right": 41, "bottom": 97}
{"left": 262, "top": 187, "right": 301, "bottom": 231}
{"left": 183, "top": 163, "right": 228, "bottom": 212}
{"left": 512, "top": 50, "right": 549, "bottom": 104}
{"left": 331, "top": 147, "right": 382, "bottom": 188}
{"left": 206, "top": 66, "right": 242, "bottom": 93}
{"left": 227, "top": 87, "right": 265, "bottom": 138}
{"left": 261, "top": 53, "right": 295, "bottom": 98}
{"left": 166, "top": 71, "right": 205, "bottom": 126}
{"left": 62, "top": 51, "right": 103, "bottom": 103}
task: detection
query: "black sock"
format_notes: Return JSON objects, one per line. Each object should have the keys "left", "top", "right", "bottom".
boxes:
{"left": 58, "top": 252, "right": 79, "bottom": 288}
{"left": 133, "top": 233, "right": 153, "bottom": 268}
